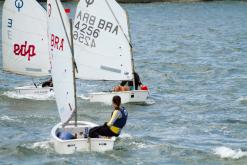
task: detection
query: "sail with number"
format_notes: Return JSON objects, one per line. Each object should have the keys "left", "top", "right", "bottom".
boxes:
{"left": 2, "top": 0, "right": 50, "bottom": 76}
{"left": 47, "top": 0, "right": 75, "bottom": 124}
{"left": 73, "top": 0, "right": 133, "bottom": 80}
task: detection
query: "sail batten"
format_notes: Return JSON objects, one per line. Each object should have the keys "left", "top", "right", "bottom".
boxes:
{"left": 2, "top": 0, "right": 50, "bottom": 77}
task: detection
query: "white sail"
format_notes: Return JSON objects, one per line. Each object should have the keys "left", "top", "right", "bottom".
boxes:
{"left": 2, "top": 0, "right": 50, "bottom": 76}
{"left": 73, "top": 0, "right": 133, "bottom": 80}
{"left": 47, "top": 0, "right": 75, "bottom": 124}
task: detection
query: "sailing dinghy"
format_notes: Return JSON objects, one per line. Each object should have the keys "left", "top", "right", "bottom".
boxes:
{"left": 2, "top": 0, "right": 53, "bottom": 96}
{"left": 72, "top": 0, "right": 149, "bottom": 104}
{"left": 48, "top": 0, "right": 115, "bottom": 154}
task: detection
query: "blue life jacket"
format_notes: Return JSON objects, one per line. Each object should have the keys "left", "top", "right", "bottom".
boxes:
{"left": 113, "top": 107, "right": 128, "bottom": 129}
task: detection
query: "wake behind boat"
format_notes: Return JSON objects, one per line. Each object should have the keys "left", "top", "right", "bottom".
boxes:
{"left": 1, "top": 0, "right": 53, "bottom": 99}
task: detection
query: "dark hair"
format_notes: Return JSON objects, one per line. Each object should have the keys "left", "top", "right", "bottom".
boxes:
{"left": 112, "top": 95, "right": 121, "bottom": 110}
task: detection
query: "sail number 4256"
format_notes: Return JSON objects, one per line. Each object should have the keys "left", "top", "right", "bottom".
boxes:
{"left": 73, "top": 22, "right": 99, "bottom": 48}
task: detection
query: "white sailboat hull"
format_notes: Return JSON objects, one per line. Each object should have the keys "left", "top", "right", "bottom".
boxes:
{"left": 88, "top": 90, "right": 149, "bottom": 104}
{"left": 14, "top": 85, "right": 53, "bottom": 95}
{"left": 51, "top": 121, "right": 116, "bottom": 154}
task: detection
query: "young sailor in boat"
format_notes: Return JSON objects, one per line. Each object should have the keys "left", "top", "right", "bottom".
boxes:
{"left": 89, "top": 95, "right": 128, "bottom": 138}
{"left": 41, "top": 78, "right": 53, "bottom": 87}
{"left": 113, "top": 72, "right": 142, "bottom": 92}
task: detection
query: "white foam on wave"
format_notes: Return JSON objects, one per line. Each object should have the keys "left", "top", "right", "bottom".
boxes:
{"left": 145, "top": 98, "right": 156, "bottom": 105}
{"left": 2, "top": 91, "right": 55, "bottom": 101}
{"left": 118, "top": 133, "right": 152, "bottom": 149}
{"left": 0, "top": 115, "right": 22, "bottom": 123}
{"left": 131, "top": 141, "right": 148, "bottom": 149}
{"left": 0, "top": 115, "right": 16, "bottom": 122}
{"left": 31, "top": 140, "right": 52, "bottom": 150}
{"left": 78, "top": 94, "right": 90, "bottom": 100}
{"left": 119, "top": 132, "right": 133, "bottom": 138}
{"left": 130, "top": 141, "right": 154, "bottom": 149}
{"left": 214, "top": 146, "right": 247, "bottom": 159}
{"left": 237, "top": 96, "right": 247, "bottom": 103}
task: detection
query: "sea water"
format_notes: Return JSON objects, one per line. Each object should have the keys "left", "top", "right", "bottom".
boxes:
{"left": 0, "top": 1, "right": 247, "bottom": 164}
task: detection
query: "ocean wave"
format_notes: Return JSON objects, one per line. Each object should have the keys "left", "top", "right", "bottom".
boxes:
{"left": 16, "top": 140, "right": 53, "bottom": 155}
{"left": 2, "top": 91, "right": 55, "bottom": 101}
{"left": 31, "top": 141, "right": 52, "bottom": 150}
{"left": 0, "top": 115, "right": 21, "bottom": 123}
{"left": 119, "top": 132, "right": 133, "bottom": 138}
{"left": 116, "top": 133, "right": 154, "bottom": 150}
{"left": 0, "top": 115, "right": 15, "bottom": 121}
{"left": 130, "top": 141, "right": 152, "bottom": 149}
{"left": 237, "top": 96, "right": 247, "bottom": 104}
{"left": 145, "top": 98, "right": 156, "bottom": 105}
{"left": 78, "top": 94, "right": 90, "bottom": 100}
{"left": 213, "top": 146, "right": 247, "bottom": 159}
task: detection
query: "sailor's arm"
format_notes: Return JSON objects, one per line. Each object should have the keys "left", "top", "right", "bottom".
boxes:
{"left": 107, "top": 110, "right": 121, "bottom": 126}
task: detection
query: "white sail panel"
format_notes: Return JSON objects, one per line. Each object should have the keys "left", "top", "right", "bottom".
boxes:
{"left": 73, "top": 0, "right": 133, "bottom": 80}
{"left": 47, "top": 0, "right": 75, "bottom": 124}
{"left": 2, "top": 0, "right": 50, "bottom": 76}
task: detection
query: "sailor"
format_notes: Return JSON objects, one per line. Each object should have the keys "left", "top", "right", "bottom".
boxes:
{"left": 89, "top": 95, "right": 128, "bottom": 138}
{"left": 113, "top": 72, "right": 142, "bottom": 91}
{"left": 42, "top": 78, "right": 53, "bottom": 88}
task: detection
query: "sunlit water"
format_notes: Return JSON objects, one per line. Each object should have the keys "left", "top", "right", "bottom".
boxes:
{"left": 1, "top": 1, "right": 247, "bottom": 164}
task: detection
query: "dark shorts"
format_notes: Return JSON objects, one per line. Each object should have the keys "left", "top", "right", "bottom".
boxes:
{"left": 89, "top": 125, "right": 119, "bottom": 138}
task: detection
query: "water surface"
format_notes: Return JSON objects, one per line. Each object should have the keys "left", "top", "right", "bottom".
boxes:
{"left": 1, "top": 1, "right": 247, "bottom": 164}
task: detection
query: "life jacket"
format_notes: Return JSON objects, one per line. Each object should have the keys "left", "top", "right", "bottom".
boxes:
{"left": 114, "top": 107, "right": 128, "bottom": 128}
{"left": 109, "top": 107, "right": 128, "bottom": 135}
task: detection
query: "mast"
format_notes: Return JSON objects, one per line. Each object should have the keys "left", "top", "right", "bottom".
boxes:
{"left": 130, "top": 46, "right": 136, "bottom": 90}
{"left": 126, "top": 13, "right": 136, "bottom": 90}
{"left": 70, "top": 18, "right": 77, "bottom": 127}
